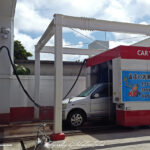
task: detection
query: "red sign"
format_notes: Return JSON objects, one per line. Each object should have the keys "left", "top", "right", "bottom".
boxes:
{"left": 86, "top": 46, "right": 150, "bottom": 67}
{"left": 121, "top": 46, "right": 150, "bottom": 60}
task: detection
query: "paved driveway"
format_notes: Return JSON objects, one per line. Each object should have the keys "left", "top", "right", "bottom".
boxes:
{"left": 1, "top": 126, "right": 150, "bottom": 150}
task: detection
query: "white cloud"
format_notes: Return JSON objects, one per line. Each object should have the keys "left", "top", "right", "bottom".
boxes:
{"left": 14, "top": 28, "right": 54, "bottom": 60}
{"left": 14, "top": 28, "right": 38, "bottom": 53}
{"left": 14, "top": 0, "right": 150, "bottom": 61}
{"left": 14, "top": 28, "right": 86, "bottom": 61}
{"left": 16, "top": 0, "right": 150, "bottom": 33}
{"left": 14, "top": 28, "right": 39, "bottom": 59}
{"left": 100, "top": 0, "right": 132, "bottom": 22}
{"left": 63, "top": 54, "right": 88, "bottom": 62}
{"left": 139, "top": 21, "right": 149, "bottom": 25}
{"left": 19, "top": 0, "right": 106, "bottom": 17}
{"left": 15, "top": 2, "right": 50, "bottom": 33}
{"left": 129, "top": 0, "right": 150, "bottom": 21}
{"left": 109, "top": 41, "right": 130, "bottom": 49}
{"left": 109, "top": 32, "right": 149, "bottom": 49}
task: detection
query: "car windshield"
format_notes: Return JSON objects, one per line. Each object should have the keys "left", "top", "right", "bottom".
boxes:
{"left": 77, "top": 84, "right": 100, "bottom": 97}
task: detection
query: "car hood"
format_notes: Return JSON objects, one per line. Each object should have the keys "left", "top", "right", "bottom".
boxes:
{"left": 63, "top": 97, "right": 86, "bottom": 104}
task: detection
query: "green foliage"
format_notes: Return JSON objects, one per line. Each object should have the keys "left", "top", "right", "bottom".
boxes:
{"left": 14, "top": 40, "right": 32, "bottom": 75}
{"left": 15, "top": 64, "right": 30, "bottom": 75}
{"left": 75, "top": 60, "right": 81, "bottom": 62}
{"left": 14, "top": 40, "right": 32, "bottom": 60}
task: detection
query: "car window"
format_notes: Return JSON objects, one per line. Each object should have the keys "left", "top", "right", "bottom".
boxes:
{"left": 77, "top": 84, "right": 100, "bottom": 97}
{"left": 92, "top": 84, "right": 112, "bottom": 98}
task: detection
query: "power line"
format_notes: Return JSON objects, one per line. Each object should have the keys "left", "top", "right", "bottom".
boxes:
{"left": 64, "top": 35, "right": 148, "bottom": 48}
{"left": 69, "top": 27, "right": 149, "bottom": 46}
{"left": 113, "top": 35, "right": 148, "bottom": 41}
{"left": 70, "top": 28, "right": 109, "bottom": 49}
{"left": 70, "top": 28, "right": 94, "bottom": 41}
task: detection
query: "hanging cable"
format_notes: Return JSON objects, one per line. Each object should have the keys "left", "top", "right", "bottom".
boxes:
{"left": 63, "top": 59, "right": 87, "bottom": 100}
{"left": 0, "top": 46, "right": 87, "bottom": 107}
{"left": 70, "top": 27, "right": 150, "bottom": 47}
{"left": 113, "top": 35, "right": 148, "bottom": 41}
{"left": 0, "top": 46, "right": 40, "bottom": 108}
{"left": 70, "top": 28, "right": 109, "bottom": 49}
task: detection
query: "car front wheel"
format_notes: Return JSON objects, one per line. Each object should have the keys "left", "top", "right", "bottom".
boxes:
{"left": 67, "top": 110, "right": 86, "bottom": 129}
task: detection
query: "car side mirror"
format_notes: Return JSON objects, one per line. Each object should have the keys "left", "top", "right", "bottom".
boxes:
{"left": 93, "top": 93, "right": 100, "bottom": 99}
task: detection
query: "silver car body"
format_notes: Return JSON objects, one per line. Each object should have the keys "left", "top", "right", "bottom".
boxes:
{"left": 62, "top": 83, "right": 112, "bottom": 121}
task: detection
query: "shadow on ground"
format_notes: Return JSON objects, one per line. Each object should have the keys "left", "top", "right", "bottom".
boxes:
{"left": 75, "top": 139, "right": 150, "bottom": 150}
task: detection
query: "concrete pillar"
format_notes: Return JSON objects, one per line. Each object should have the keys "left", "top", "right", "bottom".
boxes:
{"left": 0, "top": 15, "right": 15, "bottom": 123}
{"left": 34, "top": 50, "right": 40, "bottom": 118}
{"left": 54, "top": 16, "right": 63, "bottom": 134}
{"left": 0, "top": 17, "right": 14, "bottom": 76}
{"left": 50, "top": 15, "right": 65, "bottom": 141}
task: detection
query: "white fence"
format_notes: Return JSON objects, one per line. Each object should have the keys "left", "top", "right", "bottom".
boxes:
{"left": 0, "top": 76, "right": 86, "bottom": 112}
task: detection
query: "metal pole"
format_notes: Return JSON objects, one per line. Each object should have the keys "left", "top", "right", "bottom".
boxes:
{"left": 105, "top": 32, "right": 107, "bottom": 41}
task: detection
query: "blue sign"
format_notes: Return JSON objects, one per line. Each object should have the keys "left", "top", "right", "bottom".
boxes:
{"left": 122, "top": 71, "right": 150, "bottom": 102}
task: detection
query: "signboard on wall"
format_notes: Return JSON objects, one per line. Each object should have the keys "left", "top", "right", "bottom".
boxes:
{"left": 122, "top": 70, "right": 150, "bottom": 102}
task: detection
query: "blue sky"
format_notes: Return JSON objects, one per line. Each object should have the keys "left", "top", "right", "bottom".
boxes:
{"left": 14, "top": 0, "right": 150, "bottom": 61}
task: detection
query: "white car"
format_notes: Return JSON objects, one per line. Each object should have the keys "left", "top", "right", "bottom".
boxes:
{"left": 62, "top": 83, "right": 114, "bottom": 128}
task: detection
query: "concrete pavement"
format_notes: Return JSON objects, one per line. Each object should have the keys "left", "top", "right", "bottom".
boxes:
{"left": 1, "top": 126, "right": 150, "bottom": 150}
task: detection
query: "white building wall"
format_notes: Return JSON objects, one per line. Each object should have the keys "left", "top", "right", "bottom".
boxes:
{"left": 9, "top": 76, "right": 86, "bottom": 108}
{"left": 0, "top": 77, "right": 11, "bottom": 113}
{"left": 0, "top": 17, "right": 14, "bottom": 114}
{"left": 0, "top": 17, "right": 14, "bottom": 76}
{"left": 0, "top": 0, "right": 16, "bottom": 115}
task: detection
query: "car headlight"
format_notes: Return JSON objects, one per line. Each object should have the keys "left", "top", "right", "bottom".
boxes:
{"left": 62, "top": 103, "right": 67, "bottom": 109}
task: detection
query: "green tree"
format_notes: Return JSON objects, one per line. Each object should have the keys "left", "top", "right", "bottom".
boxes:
{"left": 14, "top": 40, "right": 32, "bottom": 75}
{"left": 15, "top": 64, "right": 31, "bottom": 75}
{"left": 14, "top": 40, "right": 32, "bottom": 60}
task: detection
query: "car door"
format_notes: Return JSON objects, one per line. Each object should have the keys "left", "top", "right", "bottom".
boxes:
{"left": 90, "top": 84, "right": 109, "bottom": 118}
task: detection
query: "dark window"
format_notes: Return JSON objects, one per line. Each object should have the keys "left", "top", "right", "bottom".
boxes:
{"left": 92, "top": 84, "right": 112, "bottom": 98}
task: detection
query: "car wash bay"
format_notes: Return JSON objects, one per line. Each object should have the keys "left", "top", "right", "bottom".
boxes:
{"left": 2, "top": 0, "right": 150, "bottom": 143}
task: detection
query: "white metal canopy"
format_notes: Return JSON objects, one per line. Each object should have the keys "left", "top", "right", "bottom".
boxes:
{"left": 41, "top": 46, "right": 105, "bottom": 55}
{"left": 35, "top": 14, "right": 150, "bottom": 135}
